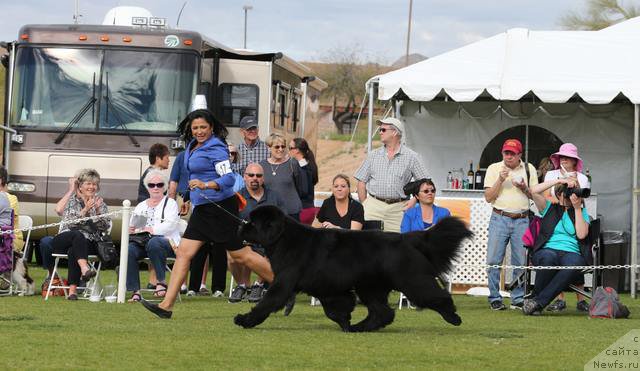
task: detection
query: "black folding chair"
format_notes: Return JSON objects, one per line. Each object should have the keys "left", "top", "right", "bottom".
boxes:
{"left": 362, "top": 220, "right": 384, "bottom": 231}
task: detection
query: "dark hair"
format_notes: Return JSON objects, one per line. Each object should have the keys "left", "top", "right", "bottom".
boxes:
{"left": 178, "top": 109, "right": 228, "bottom": 144}
{"left": 403, "top": 178, "right": 435, "bottom": 197}
{"left": 292, "top": 138, "right": 318, "bottom": 185}
{"left": 332, "top": 174, "right": 352, "bottom": 199}
{"left": 555, "top": 183, "right": 568, "bottom": 199}
{"left": 0, "top": 166, "right": 8, "bottom": 187}
{"left": 148, "top": 143, "right": 169, "bottom": 165}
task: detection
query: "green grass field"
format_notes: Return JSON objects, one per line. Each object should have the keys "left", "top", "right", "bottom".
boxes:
{"left": 0, "top": 267, "right": 638, "bottom": 370}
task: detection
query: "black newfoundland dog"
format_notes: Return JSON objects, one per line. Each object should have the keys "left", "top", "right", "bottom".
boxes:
{"left": 234, "top": 205, "right": 473, "bottom": 332}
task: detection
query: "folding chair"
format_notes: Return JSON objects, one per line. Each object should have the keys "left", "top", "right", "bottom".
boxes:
{"left": 44, "top": 254, "right": 102, "bottom": 300}
{"left": 521, "top": 218, "right": 602, "bottom": 300}
{"left": 139, "top": 257, "right": 181, "bottom": 302}
{"left": 18, "top": 215, "right": 33, "bottom": 263}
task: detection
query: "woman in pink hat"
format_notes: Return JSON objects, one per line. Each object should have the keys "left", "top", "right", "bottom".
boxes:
{"left": 542, "top": 142, "right": 590, "bottom": 313}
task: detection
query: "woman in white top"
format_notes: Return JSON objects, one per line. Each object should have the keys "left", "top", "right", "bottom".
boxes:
{"left": 126, "top": 169, "right": 181, "bottom": 302}
{"left": 542, "top": 142, "right": 590, "bottom": 313}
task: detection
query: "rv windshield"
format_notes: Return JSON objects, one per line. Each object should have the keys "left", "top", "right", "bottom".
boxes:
{"left": 10, "top": 47, "right": 198, "bottom": 133}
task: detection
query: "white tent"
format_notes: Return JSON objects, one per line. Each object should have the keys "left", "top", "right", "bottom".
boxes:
{"left": 369, "top": 18, "right": 640, "bottom": 296}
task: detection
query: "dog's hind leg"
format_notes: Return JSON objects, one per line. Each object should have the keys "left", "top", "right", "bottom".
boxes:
{"left": 349, "top": 288, "right": 394, "bottom": 332}
{"left": 234, "top": 272, "right": 297, "bottom": 329}
{"left": 401, "top": 275, "right": 461, "bottom": 326}
{"left": 318, "top": 291, "right": 356, "bottom": 332}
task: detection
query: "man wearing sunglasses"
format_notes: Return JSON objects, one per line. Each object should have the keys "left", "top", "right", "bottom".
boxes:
{"left": 237, "top": 116, "right": 269, "bottom": 176}
{"left": 228, "top": 162, "right": 285, "bottom": 304}
{"left": 354, "top": 117, "right": 428, "bottom": 232}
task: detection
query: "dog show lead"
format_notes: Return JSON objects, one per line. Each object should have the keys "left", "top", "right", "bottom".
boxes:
{"left": 141, "top": 109, "right": 274, "bottom": 319}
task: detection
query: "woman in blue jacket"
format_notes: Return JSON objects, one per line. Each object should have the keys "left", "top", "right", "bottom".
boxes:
{"left": 401, "top": 179, "right": 451, "bottom": 233}
{"left": 142, "top": 109, "right": 274, "bottom": 319}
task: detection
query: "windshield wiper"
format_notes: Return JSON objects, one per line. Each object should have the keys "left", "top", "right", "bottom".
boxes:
{"left": 103, "top": 72, "right": 140, "bottom": 147}
{"left": 54, "top": 73, "right": 96, "bottom": 144}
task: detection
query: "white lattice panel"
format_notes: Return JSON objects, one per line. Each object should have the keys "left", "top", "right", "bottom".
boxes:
{"left": 450, "top": 198, "right": 493, "bottom": 285}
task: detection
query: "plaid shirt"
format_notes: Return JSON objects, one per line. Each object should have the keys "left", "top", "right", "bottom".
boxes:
{"left": 354, "top": 144, "right": 428, "bottom": 199}
{"left": 237, "top": 139, "right": 270, "bottom": 176}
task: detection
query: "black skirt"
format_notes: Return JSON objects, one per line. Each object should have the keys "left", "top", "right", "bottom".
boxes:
{"left": 182, "top": 195, "right": 242, "bottom": 250}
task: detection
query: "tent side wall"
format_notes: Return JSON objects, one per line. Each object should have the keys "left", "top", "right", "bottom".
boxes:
{"left": 400, "top": 100, "right": 633, "bottom": 232}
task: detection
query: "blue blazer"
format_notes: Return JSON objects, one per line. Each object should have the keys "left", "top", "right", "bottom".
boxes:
{"left": 185, "top": 136, "right": 236, "bottom": 206}
{"left": 401, "top": 204, "right": 451, "bottom": 233}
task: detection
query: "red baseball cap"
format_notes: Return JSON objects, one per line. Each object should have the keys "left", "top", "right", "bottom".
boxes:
{"left": 502, "top": 139, "right": 522, "bottom": 154}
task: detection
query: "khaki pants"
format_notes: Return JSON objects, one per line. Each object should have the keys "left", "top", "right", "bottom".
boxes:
{"left": 362, "top": 197, "right": 406, "bottom": 233}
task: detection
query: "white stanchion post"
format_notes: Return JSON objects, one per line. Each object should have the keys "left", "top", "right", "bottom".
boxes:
{"left": 117, "top": 200, "right": 131, "bottom": 303}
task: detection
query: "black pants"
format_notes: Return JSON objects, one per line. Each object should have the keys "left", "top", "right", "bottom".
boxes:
{"left": 51, "top": 231, "right": 98, "bottom": 285}
{"left": 189, "top": 242, "right": 227, "bottom": 292}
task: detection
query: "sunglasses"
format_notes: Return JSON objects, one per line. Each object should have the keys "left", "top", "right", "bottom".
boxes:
{"left": 147, "top": 182, "right": 165, "bottom": 189}
{"left": 379, "top": 127, "right": 395, "bottom": 133}
{"left": 420, "top": 189, "right": 436, "bottom": 194}
{"left": 245, "top": 173, "right": 263, "bottom": 178}
{"left": 272, "top": 145, "right": 287, "bottom": 150}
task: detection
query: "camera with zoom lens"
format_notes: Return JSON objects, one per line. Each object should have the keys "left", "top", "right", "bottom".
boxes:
{"left": 563, "top": 187, "right": 591, "bottom": 199}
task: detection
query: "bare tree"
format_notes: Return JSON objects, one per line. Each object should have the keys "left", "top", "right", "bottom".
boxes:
{"left": 560, "top": 0, "right": 640, "bottom": 30}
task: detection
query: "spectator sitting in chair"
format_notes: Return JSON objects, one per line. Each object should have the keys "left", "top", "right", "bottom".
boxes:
{"left": 228, "top": 162, "right": 285, "bottom": 304}
{"left": 316, "top": 174, "right": 364, "bottom": 230}
{"left": 515, "top": 177, "right": 591, "bottom": 315}
{"left": 49, "top": 168, "right": 110, "bottom": 300}
{"left": 400, "top": 178, "right": 450, "bottom": 233}
{"left": 0, "top": 191, "right": 14, "bottom": 290}
{"left": 126, "top": 169, "right": 181, "bottom": 302}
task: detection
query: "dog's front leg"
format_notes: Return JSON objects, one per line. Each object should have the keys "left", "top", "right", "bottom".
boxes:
{"left": 234, "top": 272, "right": 297, "bottom": 329}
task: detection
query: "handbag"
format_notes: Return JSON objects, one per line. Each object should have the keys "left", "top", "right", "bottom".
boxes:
{"left": 129, "top": 232, "right": 151, "bottom": 247}
{"left": 96, "top": 236, "right": 118, "bottom": 267}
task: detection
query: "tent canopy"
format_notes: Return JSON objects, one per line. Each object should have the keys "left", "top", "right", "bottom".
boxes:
{"left": 377, "top": 17, "right": 640, "bottom": 104}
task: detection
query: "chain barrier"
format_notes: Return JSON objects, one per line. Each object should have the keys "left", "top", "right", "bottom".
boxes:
{"left": 1, "top": 211, "right": 638, "bottom": 272}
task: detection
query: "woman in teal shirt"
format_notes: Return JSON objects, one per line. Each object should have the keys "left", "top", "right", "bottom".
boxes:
{"left": 514, "top": 177, "right": 590, "bottom": 315}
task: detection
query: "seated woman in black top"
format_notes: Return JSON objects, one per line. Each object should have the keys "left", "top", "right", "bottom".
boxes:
{"left": 317, "top": 174, "right": 364, "bottom": 230}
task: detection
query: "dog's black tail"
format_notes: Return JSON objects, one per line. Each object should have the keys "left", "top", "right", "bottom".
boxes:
{"left": 414, "top": 217, "right": 473, "bottom": 276}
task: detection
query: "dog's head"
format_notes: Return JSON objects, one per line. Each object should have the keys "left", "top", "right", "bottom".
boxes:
{"left": 238, "top": 205, "right": 287, "bottom": 247}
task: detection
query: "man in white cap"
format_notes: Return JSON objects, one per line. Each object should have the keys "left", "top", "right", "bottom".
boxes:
{"left": 354, "top": 117, "right": 428, "bottom": 232}
{"left": 237, "top": 116, "right": 269, "bottom": 176}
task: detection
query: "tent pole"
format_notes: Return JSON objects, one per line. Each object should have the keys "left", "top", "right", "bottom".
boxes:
{"left": 367, "top": 81, "right": 375, "bottom": 153}
{"left": 632, "top": 105, "right": 639, "bottom": 299}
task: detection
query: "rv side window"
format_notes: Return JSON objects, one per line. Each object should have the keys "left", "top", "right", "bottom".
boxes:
{"left": 218, "top": 83, "right": 259, "bottom": 126}
{"left": 290, "top": 95, "right": 300, "bottom": 133}
{"left": 278, "top": 89, "right": 288, "bottom": 128}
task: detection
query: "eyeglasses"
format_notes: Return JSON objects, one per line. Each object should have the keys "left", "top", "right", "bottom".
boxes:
{"left": 420, "top": 189, "right": 436, "bottom": 194}
{"left": 147, "top": 182, "right": 165, "bottom": 189}
{"left": 245, "top": 173, "right": 263, "bottom": 178}
{"left": 272, "top": 145, "right": 287, "bottom": 150}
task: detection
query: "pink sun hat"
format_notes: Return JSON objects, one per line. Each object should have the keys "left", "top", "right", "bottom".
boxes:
{"left": 550, "top": 143, "right": 583, "bottom": 172}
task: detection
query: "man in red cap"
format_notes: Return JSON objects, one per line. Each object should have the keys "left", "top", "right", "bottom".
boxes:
{"left": 483, "top": 138, "right": 538, "bottom": 311}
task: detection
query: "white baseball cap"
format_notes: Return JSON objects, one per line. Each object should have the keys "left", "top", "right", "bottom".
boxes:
{"left": 377, "top": 117, "right": 404, "bottom": 136}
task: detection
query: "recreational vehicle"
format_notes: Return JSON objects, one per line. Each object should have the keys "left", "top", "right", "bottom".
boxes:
{"left": 0, "top": 7, "right": 327, "bottom": 241}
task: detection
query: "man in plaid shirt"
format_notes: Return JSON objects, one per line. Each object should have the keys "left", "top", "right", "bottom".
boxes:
{"left": 355, "top": 117, "right": 428, "bottom": 232}
{"left": 237, "top": 116, "right": 269, "bottom": 176}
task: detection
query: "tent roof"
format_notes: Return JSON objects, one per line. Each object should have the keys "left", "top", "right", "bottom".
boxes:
{"left": 377, "top": 18, "right": 640, "bottom": 104}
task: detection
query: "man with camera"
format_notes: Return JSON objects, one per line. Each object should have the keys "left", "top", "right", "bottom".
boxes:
{"left": 515, "top": 177, "right": 591, "bottom": 315}
{"left": 484, "top": 139, "right": 538, "bottom": 311}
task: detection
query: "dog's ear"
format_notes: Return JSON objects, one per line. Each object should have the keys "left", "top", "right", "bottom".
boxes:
{"left": 250, "top": 206, "right": 286, "bottom": 245}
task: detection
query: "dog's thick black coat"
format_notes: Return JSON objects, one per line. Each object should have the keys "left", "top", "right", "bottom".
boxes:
{"left": 235, "top": 205, "right": 473, "bottom": 332}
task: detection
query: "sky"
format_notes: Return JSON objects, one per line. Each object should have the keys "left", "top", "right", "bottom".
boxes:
{"left": 1, "top": 0, "right": 585, "bottom": 64}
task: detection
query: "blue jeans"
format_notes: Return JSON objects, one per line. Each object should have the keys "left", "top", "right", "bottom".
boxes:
{"left": 126, "top": 237, "right": 175, "bottom": 292}
{"left": 532, "top": 248, "right": 586, "bottom": 307}
{"left": 486, "top": 213, "right": 528, "bottom": 304}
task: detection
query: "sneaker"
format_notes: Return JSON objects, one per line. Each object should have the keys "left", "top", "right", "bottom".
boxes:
{"left": 229, "top": 285, "right": 247, "bottom": 303}
{"left": 197, "top": 287, "right": 210, "bottom": 296}
{"left": 247, "top": 284, "right": 264, "bottom": 303}
{"left": 523, "top": 299, "right": 543, "bottom": 315}
{"left": 212, "top": 290, "right": 224, "bottom": 298}
{"left": 510, "top": 302, "right": 524, "bottom": 310}
{"left": 180, "top": 285, "right": 188, "bottom": 295}
{"left": 490, "top": 301, "right": 506, "bottom": 311}
{"left": 576, "top": 300, "right": 590, "bottom": 312}
{"left": 186, "top": 290, "right": 197, "bottom": 297}
{"left": 546, "top": 299, "right": 567, "bottom": 312}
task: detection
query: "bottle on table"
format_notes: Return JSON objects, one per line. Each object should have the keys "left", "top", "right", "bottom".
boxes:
{"left": 447, "top": 171, "right": 453, "bottom": 189}
{"left": 585, "top": 168, "right": 592, "bottom": 184}
{"left": 474, "top": 167, "right": 484, "bottom": 190}
{"left": 467, "top": 162, "right": 474, "bottom": 189}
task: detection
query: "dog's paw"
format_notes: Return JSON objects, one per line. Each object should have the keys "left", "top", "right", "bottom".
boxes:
{"left": 234, "top": 313, "right": 257, "bottom": 328}
{"left": 442, "top": 312, "right": 462, "bottom": 326}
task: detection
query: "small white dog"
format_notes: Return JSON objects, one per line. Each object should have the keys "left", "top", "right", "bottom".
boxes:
{"left": 11, "top": 252, "right": 35, "bottom": 296}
